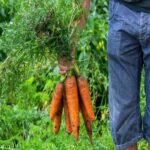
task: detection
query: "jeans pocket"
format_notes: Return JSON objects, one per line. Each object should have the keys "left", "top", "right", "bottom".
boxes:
{"left": 107, "top": 19, "right": 124, "bottom": 55}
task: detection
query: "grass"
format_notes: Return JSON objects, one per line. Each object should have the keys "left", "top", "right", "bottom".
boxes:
{"left": 0, "top": 108, "right": 109, "bottom": 150}
{"left": 0, "top": 86, "right": 148, "bottom": 150}
{"left": 0, "top": 108, "right": 147, "bottom": 150}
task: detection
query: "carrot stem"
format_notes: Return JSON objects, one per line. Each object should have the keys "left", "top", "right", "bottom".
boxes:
{"left": 73, "top": 62, "right": 80, "bottom": 76}
{"left": 60, "top": 74, "right": 66, "bottom": 82}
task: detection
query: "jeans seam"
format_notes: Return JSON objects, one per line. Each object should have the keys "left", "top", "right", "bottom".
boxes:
{"left": 109, "top": 0, "right": 119, "bottom": 21}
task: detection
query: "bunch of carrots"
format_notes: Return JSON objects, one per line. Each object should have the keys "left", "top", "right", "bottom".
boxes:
{"left": 49, "top": 0, "right": 94, "bottom": 143}
{"left": 49, "top": 64, "right": 95, "bottom": 143}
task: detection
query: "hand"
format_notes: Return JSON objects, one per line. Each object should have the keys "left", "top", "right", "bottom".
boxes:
{"left": 58, "top": 59, "right": 74, "bottom": 75}
{"left": 58, "top": 49, "right": 75, "bottom": 75}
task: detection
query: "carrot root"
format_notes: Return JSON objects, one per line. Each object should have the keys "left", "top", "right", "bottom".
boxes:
{"left": 50, "top": 82, "right": 64, "bottom": 120}
{"left": 65, "top": 76, "right": 79, "bottom": 140}
{"left": 77, "top": 76, "right": 95, "bottom": 121}
{"left": 53, "top": 98, "right": 63, "bottom": 134}
{"left": 63, "top": 89, "right": 72, "bottom": 134}
{"left": 80, "top": 98, "right": 92, "bottom": 143}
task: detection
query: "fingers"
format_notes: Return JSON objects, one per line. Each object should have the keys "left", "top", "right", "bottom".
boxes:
{"left": 59, "top": 64, "right": 67, "bottom": 74}
{"left": 59, "top": 70, "right": 67, "bottom": 75}
{"left": 59, "top": 63, "right": 74, "bottom": 75}
{"left": 59, "top": 64, "right": 68, "bottom": 71}
{"left": 58, "top": 50, "right": 75, "bottom": 75}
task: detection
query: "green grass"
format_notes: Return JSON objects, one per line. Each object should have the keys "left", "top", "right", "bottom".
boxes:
{"left": 0, "top": 108, "right": 109, "bottom": 150}
{"left": 0, "top": 99, "right": 148, "bottom": 150}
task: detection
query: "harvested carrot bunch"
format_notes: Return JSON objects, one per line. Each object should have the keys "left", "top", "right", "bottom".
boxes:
{"left": 47, "top": 0, "right": 95, "bottom": 143}
{"left": 49, "top": 64, "right": 95, "bottom": 143}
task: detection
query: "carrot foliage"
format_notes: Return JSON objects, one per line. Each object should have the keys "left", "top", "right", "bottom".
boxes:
{"left": 0, "top": 0, "right": 82, "bottom": 95}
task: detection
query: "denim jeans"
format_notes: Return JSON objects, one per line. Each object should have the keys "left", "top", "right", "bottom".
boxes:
{"left": 107, "top": 0, "right": 150, "bottom": 150}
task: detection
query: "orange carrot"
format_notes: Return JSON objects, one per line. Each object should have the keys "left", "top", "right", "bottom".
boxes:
{"left": 53, "top": 99, "right": 63, "bottom": 134}
{"left": 65, "top": 76, "right": 79, "bottom": 140}
{"left": 63, "top": 89, "right": 72, "bottom": 134}
{"left": 77, "top": 76, "right": 95, "bottom": 121}
{"left": 50, "top": 82, "right": 64, "bottom": 120}
{"left": 80, "top": 99, "right": 92, "bottom": 143}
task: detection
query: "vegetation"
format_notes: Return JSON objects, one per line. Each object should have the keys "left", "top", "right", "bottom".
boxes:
{"left": 0, "top": 0, "right": 147, "bottom": 149}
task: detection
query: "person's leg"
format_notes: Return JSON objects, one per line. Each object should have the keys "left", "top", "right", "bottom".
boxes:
{"left": 143, "top": 50, "right": 150, "bottom": 149}
{"left": 148, "top": 144, "right": 150, "bottom": 150}
{"left": 126, "top": 144, "right": 138, "bottom": 150}
{"left": 143, "top": 54, "right": 150, "bottom": 149}
{"left": 107, "top": 1, "right": 143, "bottom": 150}
{"left": 142, "top": 12, "right": 150, "bottom": 148}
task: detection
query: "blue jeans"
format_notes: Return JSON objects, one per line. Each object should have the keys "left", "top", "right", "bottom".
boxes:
{"left": 107, "top": 1, "right": 150, "bottom": 150}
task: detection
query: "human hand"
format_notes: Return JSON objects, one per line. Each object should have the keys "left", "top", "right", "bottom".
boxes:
{"left": 58, "top": 49, "right": 75, "bottom": 75}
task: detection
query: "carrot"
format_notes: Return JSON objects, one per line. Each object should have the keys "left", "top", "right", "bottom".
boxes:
{"left": 80, "top": 99, "right": 92, "bottom": 143}
{"left": 63, "top": 89, "right": 72, "bottom": 134}
{"left": 53, "top": 99, "right": 63, "bottom": 134}
{"left": 77, "top": 76, "right": 95, "bottom": 121}
{"left": 50, "top": 82, "right": 64, "bottom": 120}
{"left": 65, "top": 76, "right": 79, "bottom": 140}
